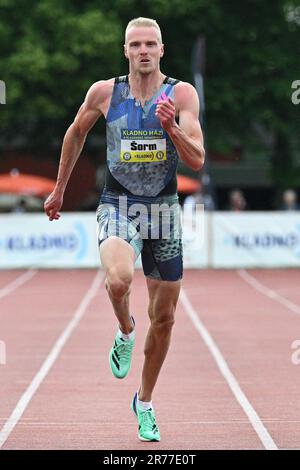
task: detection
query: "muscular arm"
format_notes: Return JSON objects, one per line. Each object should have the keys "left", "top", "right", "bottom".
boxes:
{"left": 44, "top": 80, "right": 111, "bottom": 220}
{"left": 155, "top": 82, "right": 205, "bottom": 171}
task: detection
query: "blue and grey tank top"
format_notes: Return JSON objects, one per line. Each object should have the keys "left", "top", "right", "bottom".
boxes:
{"left": 104, "top": 75, "right": 180, "bottom": 197}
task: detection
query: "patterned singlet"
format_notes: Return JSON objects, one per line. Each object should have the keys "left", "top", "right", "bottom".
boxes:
{"left": 104, "top": 75, "right": 180, "bottom": 197}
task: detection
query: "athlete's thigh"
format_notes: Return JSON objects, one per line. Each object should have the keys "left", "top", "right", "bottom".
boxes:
{"left": 97, "top": 202, "right": 142, "bottom": 273}
{"left": 100, "top": 236, "right": 135, "bottom": 274}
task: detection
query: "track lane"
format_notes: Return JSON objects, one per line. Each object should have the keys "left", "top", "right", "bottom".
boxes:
{"left": 183, "top": 269, "right": 300, "bottom": 449}
{"left": 3, "top": 270, "right": 264, "bottom": 449}
{"left": 0, "top": 269, "right": 37, "bottom": 301}
{"left": 0, "top": 269, "right": 101, "bottom": 448}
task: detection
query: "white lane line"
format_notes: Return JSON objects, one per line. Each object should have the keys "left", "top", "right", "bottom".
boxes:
{"left": 0, "top": 269, "right": 104, "bottom": 449}
{"left": 180, "top": 287, "right": 278, "bottom": 451}
{"left": 0, "top": 419, "right": 298, "bottom": 426}
{"left": 0, "top": 270, "right": 37, "bottom": 301}
{"left": 238, "top": 269, "right": 300, "bottom": 317}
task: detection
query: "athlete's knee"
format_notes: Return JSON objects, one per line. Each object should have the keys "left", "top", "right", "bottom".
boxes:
{"left": 106, "top": 267, "right": 133, "bottom": 299}
{"left": 152, "top": 311, "right": 175, "bottom": 333}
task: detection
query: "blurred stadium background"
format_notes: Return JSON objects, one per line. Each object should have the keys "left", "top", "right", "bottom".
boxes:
{"left": 1, "top": 0, "right": 300, "bottom": 269}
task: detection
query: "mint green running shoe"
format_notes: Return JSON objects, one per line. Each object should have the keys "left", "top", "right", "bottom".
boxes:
{"left": 131, "top": 392, "right": 161, "bottom": 442}
{"left": 109, "top": 319, "right": 135, "bottom": 379}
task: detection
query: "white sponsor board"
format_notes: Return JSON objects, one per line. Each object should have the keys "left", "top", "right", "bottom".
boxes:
{"left": 181, "top": 207, "right": 208, "bottom": 268}
{"left": 0, "top": 214, "right": 99, "bottom": 268}
{"left": 1, "top": 212, "right": 300, "bottom": 269}
{"left": 212, "top": 212, "right": 300, "bottom": 268}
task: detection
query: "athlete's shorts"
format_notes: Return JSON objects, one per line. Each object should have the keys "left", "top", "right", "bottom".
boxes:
{"left": 96, "top": 191, "right": 183, "bottom": 281}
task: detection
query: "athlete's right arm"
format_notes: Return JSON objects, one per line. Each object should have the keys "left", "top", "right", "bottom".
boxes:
{"left": 44, "top": 80, "right": 112, "bottom": 221}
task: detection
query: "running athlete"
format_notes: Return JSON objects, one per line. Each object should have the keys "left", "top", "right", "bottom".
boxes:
{"left": 44, "top": 17, "right": 205, "bottom": 442}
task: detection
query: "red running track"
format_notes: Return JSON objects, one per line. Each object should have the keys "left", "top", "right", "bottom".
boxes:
{"left": 0, "top": 268, "right": 300, "bottom": 450}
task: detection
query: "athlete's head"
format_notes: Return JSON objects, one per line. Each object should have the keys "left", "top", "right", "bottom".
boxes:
{"left": 124, "top": 17, "right": 164, "bottom": 75}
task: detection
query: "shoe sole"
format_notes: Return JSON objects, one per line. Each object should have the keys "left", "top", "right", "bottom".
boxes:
{"left": 138, "top": 434, "right": 160, "bottom": 442}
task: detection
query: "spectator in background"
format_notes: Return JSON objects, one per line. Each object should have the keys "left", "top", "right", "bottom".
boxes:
{"left": 228, "top": 189, "right": 247, "bottom": 211}
{"left": 11, "top": 197, "right": 27, "bottom": 213}
{"left": 281, "top": 189, "right": 300, "bottom": 211}
{"left": 184, "top": 188, "right": 215, "bottom": 211}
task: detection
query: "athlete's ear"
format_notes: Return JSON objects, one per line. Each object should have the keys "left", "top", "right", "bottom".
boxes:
{"left": 124, "top": 44, "right": 129, "bottom": 59}
{"left": 160, "top": 43, "right": 164, "bottom": 58}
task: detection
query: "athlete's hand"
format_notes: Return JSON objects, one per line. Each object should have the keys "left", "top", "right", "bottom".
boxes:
{"left": 44, "top": 188, "right": 63, "bottom": 221}
{"left": 155, "top": 97, "right": 176, "bottom": 131}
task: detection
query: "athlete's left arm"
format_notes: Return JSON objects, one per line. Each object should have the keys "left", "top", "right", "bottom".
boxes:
{"left": 155, "top": 82, "right": 205, "bottom": 171}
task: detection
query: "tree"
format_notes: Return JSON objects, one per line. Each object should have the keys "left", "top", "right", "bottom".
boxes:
{"left": 0, "top": 0, "right": 122, "bottom": 147}
{"left": 1, "top": 0, "right": 299, "bottom": 190}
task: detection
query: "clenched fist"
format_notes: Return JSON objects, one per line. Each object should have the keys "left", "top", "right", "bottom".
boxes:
{"left": 155, "top": 96, "right": 176, "bottom": 132}
{"left": 44, "top": 189, "right": 63, "bottom": 221}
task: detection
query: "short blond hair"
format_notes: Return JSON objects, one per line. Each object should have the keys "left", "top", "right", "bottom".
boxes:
{"left": 125, "top": 17, "right": 162, "bottom": 44}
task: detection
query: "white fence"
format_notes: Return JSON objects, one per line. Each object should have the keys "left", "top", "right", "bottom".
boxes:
{"left": 1, "top": 212, "right": 300, "bottom": 269}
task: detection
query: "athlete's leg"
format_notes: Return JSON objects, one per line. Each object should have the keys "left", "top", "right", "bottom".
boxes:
{"left": 100, "top": 236, "right": 135, "bottom": 334}
{"left": 138, "top": 278, "right": 181, "bottom": 401}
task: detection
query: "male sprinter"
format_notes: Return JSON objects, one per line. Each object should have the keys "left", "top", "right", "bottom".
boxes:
{"left": 44, "top": 17, "right": 205, "bottom": 442}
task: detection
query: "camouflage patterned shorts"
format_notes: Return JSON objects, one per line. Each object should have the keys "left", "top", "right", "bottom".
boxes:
{"left": 96, "top": 191, "right": 183, "bottom": 281}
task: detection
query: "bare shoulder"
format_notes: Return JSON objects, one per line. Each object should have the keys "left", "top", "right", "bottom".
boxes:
{"left": 88, "top": 78, "right": 115, "bottom": 99}
{"left": 86, "top": 78, "right": 115, "bottom": 103}
{"left": 85, "top": 78, "right": 115, "bottom": 111}
{"left": 174, "top": 81, "right": 199, "bottom": 110}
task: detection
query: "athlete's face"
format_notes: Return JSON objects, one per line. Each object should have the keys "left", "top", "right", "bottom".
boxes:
{"left": 124, "top": 26, "right": 164, "bottom": 74}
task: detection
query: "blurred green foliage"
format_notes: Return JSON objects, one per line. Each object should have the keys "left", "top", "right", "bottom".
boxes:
{"left": 0, "top": 0, "right": 300, "bottom": 187}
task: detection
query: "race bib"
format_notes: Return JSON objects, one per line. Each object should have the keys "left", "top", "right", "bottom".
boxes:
{"left": 120, "top": 129, "right": 166, "bottom": 163}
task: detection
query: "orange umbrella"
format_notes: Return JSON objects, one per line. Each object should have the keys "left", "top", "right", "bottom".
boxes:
{"left": 177, "top": 174, "right": 200, "bottom": 193}
{"left": 0, "top": 172, "right": 56, "bottom": 197}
